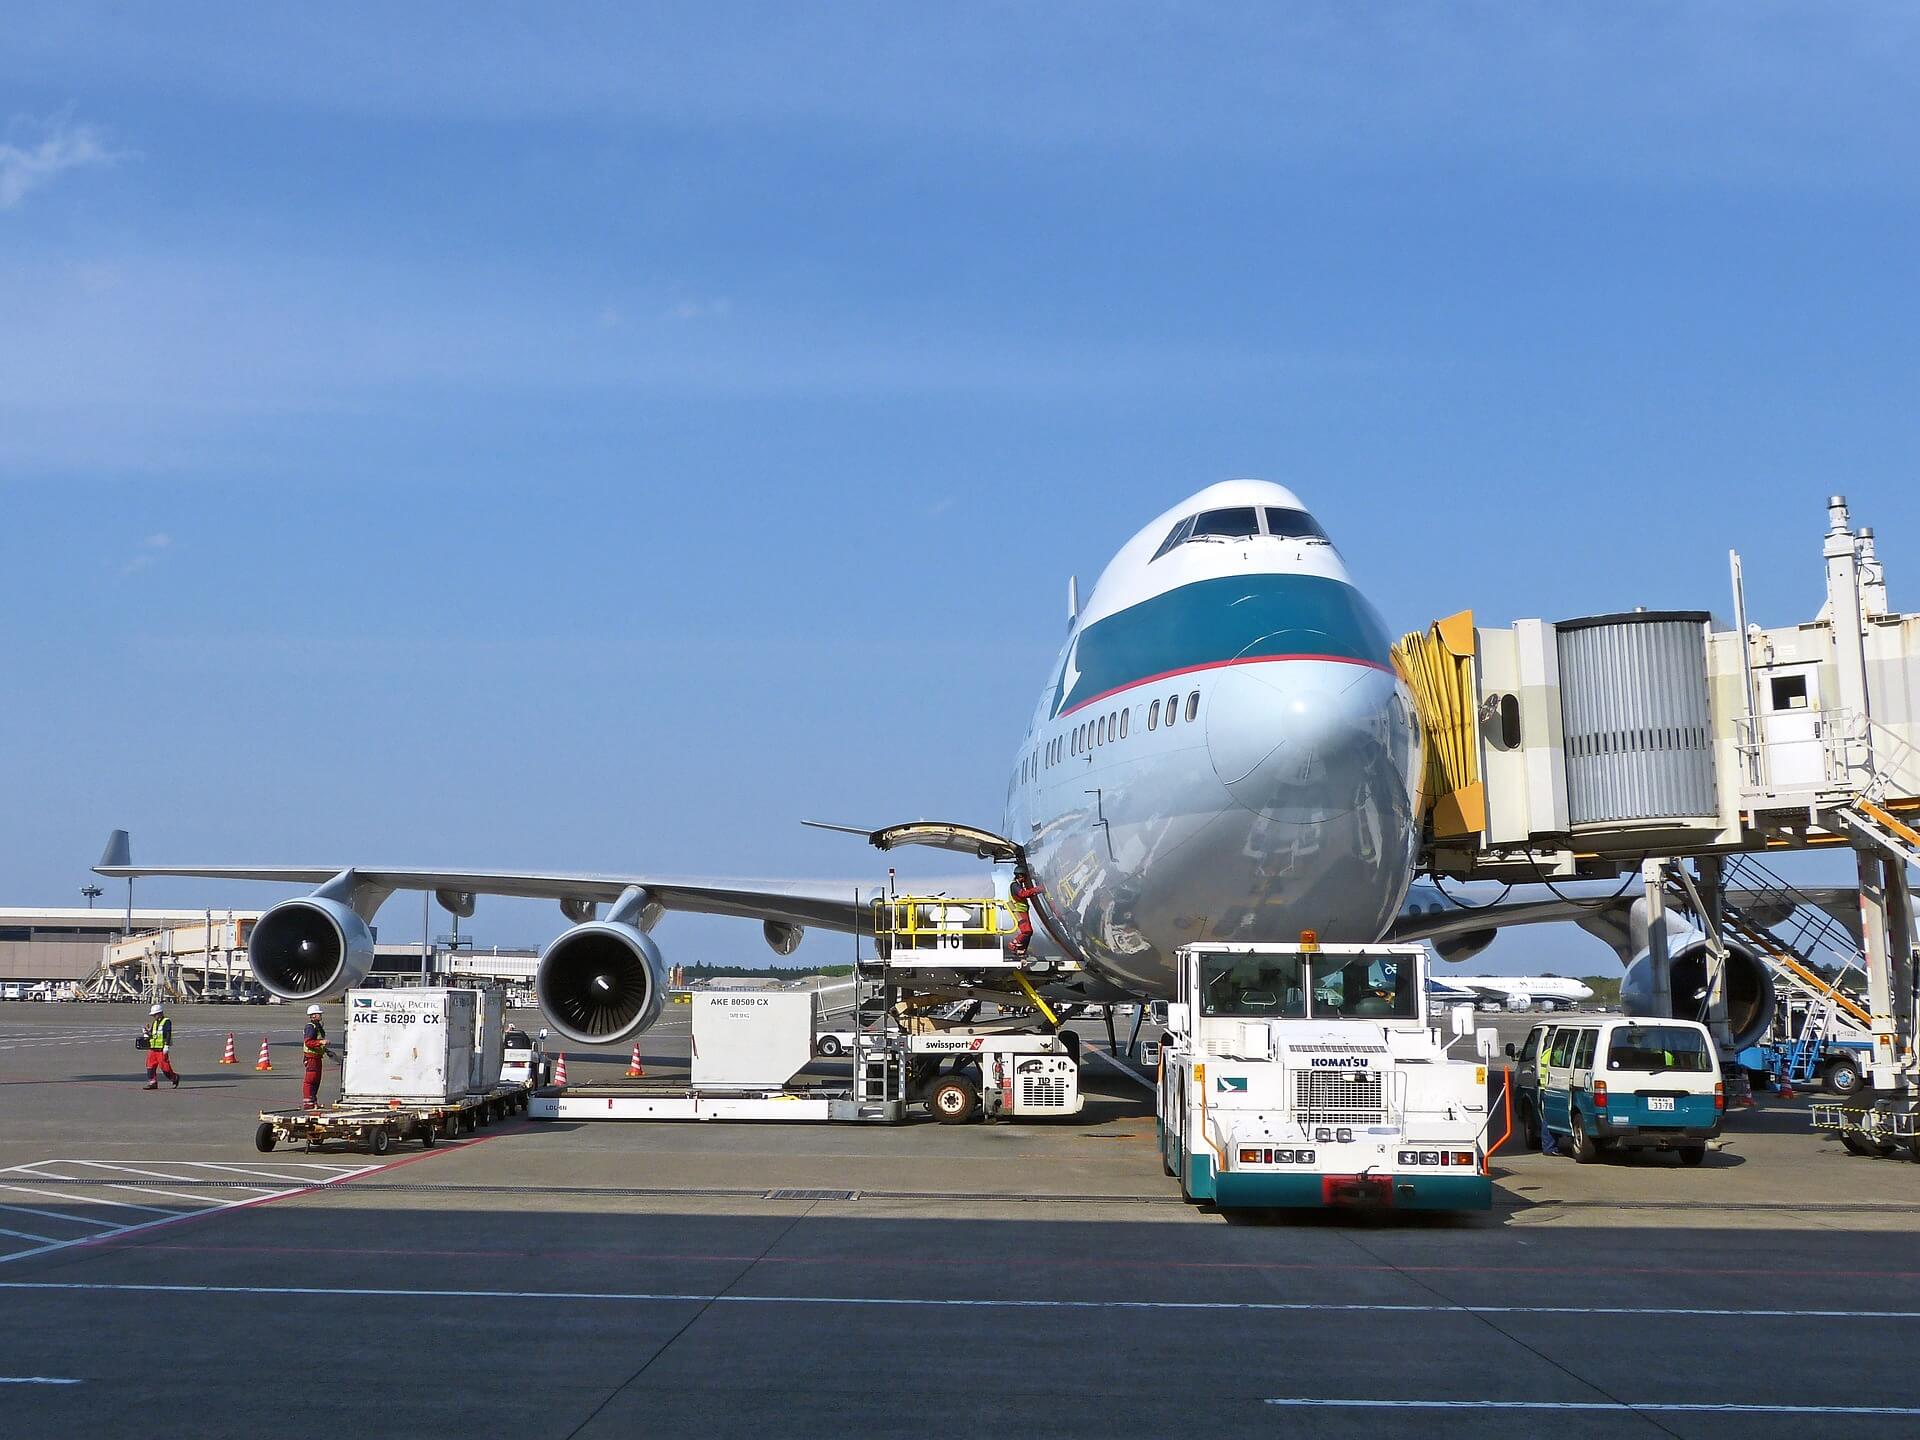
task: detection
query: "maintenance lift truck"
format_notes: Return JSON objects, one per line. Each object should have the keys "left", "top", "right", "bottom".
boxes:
{"left": 530, "top": 890, "right": 1083, "bottom": 1125}
{"left": 1158, "top": 938, "right": 1497, "bottom": 1211}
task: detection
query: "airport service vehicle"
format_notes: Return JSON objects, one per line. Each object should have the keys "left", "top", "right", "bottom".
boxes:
{"left": 529, "top": 944, "right": 1083, "bottom": 1125}
{"left": 1536, "top": 1017, "right": 1722, "bottom": 1165}
{"left": 501, "top": 1026, "right": 550, "bottom": 1087}
{"left": 1157, "top": 941, "right": 1494, "bottom": 1211}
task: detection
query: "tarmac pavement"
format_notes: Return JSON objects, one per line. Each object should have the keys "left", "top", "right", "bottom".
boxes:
{"left": 2, "top": 1001, "right": 1917, "bottom": 1438}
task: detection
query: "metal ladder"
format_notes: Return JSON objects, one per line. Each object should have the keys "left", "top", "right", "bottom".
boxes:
{"left": 1664, "top": 854, "right": 1874, "bottom": 1038}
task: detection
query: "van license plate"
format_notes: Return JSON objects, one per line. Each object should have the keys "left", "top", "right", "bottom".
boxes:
{"left": 1647, "top": 1097, "right": 1675, "bottom": 1112}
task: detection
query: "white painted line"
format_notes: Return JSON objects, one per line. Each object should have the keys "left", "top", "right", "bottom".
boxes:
{"left": 0, "top": 1225, "right": 60, "bottom": 1245}
{"left": 3, "top": 1282, "right": 1919, "bottom": 1322}
{"left": 1265, "top": 1399, "right": 1920, "bottom": 1416}
{"left": 0, "top": 1202, "right": 121, "bottom": 1230}
{"left": 99, "top": 1183, "right": 225, "bottom": 1206}
{"left": 179, "top": 1162, "right": 367, "bottom": 1182}
{"left": 1082, "top": 1045, "right": 1156, "bottom": 1093}
{"left": 0, "top": 1377, "right": 81, "bottom": 1386}
{"left": 67, "top": 1161, "right": 280, "bottom": 1192}
{"left": 0, "top": 1184, "right": 182, "bottom": 1216}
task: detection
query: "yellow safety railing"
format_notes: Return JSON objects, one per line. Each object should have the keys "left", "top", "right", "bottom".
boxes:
{"left": 870, "top": 897, "right": 1015, "bottom": 957}
{"left": 1391, "top": 611, "right": 1484, "bottom": 840}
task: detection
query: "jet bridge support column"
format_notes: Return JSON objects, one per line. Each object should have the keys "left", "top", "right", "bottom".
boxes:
{"left": 1856, "top": 847, "right": 1914, "bottom": 1094}
{"left": 1695, "top": 855, "right": 1733, "bottom": 1051}
{"left": 1641, "top": 859, "right": 1673, "bottom": 1018}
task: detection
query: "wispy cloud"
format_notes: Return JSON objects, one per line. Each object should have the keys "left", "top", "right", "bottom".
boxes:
{"left": 121, "top": 532, "right": 172, "bottom": 576}
{"left": 666, "top": 296, "right": 731, "bottom": 322}
{"left": 0, "top": 111, "right": 117, "bottom": 211}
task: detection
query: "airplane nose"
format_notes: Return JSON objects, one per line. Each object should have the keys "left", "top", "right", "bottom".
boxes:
{"left": 1205, "top": 660, "right": 1406, "bottom": 823}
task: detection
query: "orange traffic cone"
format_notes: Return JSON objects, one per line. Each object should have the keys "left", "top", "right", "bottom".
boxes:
{"left": 625, "top": 1043, "right": 645, "bottom": 1078}
{"left": 553, "top": 1052, "right": 568, "bottom": 1087}
{"left": 220, "top": 1032, "right": 237, "bottom": 1065}
{"left": 254, "top": 1037, "right": 273, "bottom": 1071}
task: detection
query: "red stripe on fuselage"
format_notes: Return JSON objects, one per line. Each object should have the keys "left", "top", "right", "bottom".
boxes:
{"left": 1057, "top": 653, "right": 1395, "bottom": 718}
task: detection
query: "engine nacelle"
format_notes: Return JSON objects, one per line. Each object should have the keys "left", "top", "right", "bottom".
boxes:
{"left": 248, "top": 897, "right": 376, "bottom": 1001}
{"left": 1432, "top": 927, "right": 1496, "bottom": 965}
{"left": 536, "top": 921, "right": 667, "bottom": 1046}
{"left": 1620, "top": 934, "right": 1775, "bottom": 1051}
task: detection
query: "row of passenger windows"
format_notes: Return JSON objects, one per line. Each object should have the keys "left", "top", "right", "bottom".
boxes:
{"left": 1150, "top": 505, "right": 1328, "bottom": 561}
{"left": 1029, "top": 688, "right": 1201, "bottom": 775}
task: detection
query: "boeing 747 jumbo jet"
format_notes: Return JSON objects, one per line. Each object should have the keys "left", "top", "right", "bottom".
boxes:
{"left": 97, "top": 480, "right": 1765, "bottom": 1048}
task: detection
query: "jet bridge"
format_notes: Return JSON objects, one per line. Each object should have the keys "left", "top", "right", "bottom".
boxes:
{"left": 1398, "top": 496, "right": 1920, "bottom": 1097}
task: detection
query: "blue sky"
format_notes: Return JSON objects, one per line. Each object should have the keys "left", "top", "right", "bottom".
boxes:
{"left": 3, "top": 4, "right": 1916, "bottom": 977}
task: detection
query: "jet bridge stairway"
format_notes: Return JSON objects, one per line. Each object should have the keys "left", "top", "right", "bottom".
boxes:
{"left": 1660, "top": 854, "right": 1878, "bottom": 1087}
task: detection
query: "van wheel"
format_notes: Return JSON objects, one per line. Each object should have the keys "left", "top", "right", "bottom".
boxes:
{"left": 1568, "top": 1115, "right": 1597, "bottom": 1164}
{"left": 1678, "top": 1144, "right": 1706, "bottom": 1167}
{"left": 929, "top": 1075, "right": 978, "bottom": 1124}
{"left": 1520, "top": 1110, "right": 1541, "bottom": 1151}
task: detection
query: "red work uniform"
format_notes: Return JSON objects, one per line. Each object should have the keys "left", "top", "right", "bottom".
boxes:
{"left": 1007, "top": 879, "right": 1042, "bottom": 958}
{"left": 302, "top": 1017, "right": 327, "bottom": 1108}
{"left": 144, "top": 1016, "right": 179, "bottom": 1087}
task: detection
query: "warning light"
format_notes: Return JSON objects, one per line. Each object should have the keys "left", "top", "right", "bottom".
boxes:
{"left": 1299, "top": 929, "right": 1319, "bottom": 951}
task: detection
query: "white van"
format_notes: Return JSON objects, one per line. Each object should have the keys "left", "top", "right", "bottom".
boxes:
{"left": 1538, "top": 1017, "right": 1723, "bottom": 1165}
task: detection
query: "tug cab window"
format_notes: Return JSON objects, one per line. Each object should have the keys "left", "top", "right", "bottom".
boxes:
{"left": 1311, "top": 954, "right": 1417, "bottom": 1019}
{"left": 1198, "top": 952, "right": 1308, "bottom": 1018}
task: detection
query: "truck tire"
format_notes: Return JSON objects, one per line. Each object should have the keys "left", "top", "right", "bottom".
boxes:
{"left": 370, "top": 1126, "right": 391, "bottom": 1157}
{"left": 817, "top": 1036, "right": 841, "bottom": 1057}
{"left": 419, "top": 1124, "right": 437, "bottom": 1148}
{"left": 929, "top": 1074, "right": 978, "bottom": 1124}
{"left": 1823, "top": 1056, "right": 1863, "bottom": 1096}
{"left": 254, "top": 1122, "right": 277, "bottom": 1153}
{"left": 1568, "top": 1114, "right": 1598, "bottom": 1164}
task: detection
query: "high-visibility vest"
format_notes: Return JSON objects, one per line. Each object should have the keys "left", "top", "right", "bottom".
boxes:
{"left": 303, "top": 1023, "right": 326, "bottom": 1059}
{"left": 148, "top": 1017, "right": 168, "bottom": 1048}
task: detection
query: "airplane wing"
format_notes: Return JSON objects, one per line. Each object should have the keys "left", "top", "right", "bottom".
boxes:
{"left": 93, "top": 858, "right": 880, "bottom": 933}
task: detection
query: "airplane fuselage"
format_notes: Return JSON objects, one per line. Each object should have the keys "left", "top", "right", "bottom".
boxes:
{"left": 1003, "top": 481, "right": 1424, "bottom": 998}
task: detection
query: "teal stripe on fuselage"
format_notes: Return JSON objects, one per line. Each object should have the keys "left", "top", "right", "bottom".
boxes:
{"left": 1053, "top": 573, "right": 1393, "bottom": 718}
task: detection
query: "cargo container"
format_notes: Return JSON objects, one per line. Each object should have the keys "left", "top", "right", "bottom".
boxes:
{"left": 342, "top": 988, "right": 478, "bottom": 1105}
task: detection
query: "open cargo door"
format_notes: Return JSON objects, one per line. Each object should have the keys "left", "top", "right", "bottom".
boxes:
{"left": 866, "top": 821, "right": 1023, "bottom": 864}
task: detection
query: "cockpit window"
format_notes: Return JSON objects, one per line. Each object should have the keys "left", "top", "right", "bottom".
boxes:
{"left": 1264, "top": 507, "right": 1328, "bottom": 542}
{"left": 1152, "top": 504, "right": 1326, "bottom": 561}
{"left": 1150, "top": 514, "right": 1196, "bottom": 560}
{"left": 1190, "top": 507, "right": 1260, "bottom": 539}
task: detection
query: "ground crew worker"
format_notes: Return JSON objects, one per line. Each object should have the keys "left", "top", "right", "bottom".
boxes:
{"left": 1005, "top": 875, "right": 1042, "bottom": 959}
{"left": 142, "top": 1003, "right": 179, "bottom": 1090}
{"left": 301, "top": 1004, "right": 329, "bottom": 1109}
{"left": 1536, "top": 1032, "right": 1557, "bottom": 1155}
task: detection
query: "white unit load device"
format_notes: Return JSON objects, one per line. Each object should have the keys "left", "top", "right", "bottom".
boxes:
{"left": 691, "top": 991, "right": 819, "bottom": 1089}
{"left": 343, "top": 988, "right": 479, "bottom": 1104}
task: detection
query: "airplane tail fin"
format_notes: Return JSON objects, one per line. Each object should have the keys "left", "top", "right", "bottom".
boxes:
{"left": 97, "top": 829, "right": 131, "bottom": 872}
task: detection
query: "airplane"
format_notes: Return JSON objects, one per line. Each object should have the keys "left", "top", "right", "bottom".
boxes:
{"left": 1426, "top": 974, "right": 1596, "bottom": 1013}
{"left": 95, "top": 478, "right": 1786, "bottom": 1052}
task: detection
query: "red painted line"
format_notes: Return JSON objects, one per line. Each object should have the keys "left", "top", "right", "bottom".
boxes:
{"left": 1058, "top": 653, "right": 1393, "bottom": 718}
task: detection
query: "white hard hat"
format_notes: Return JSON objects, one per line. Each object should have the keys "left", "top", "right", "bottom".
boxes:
{"left": 307, "top": 1004, "right": 323, "bottom": 1015}
{"left": 149, "top": 1003, "right": 163, "bottom": 1015}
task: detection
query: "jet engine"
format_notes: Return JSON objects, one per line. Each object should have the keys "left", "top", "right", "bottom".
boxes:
{"left": 536, "top": 921, "right": 668, "bottom": 1046}
{"left": 1619, "top": 933, "right": 1775, "bottom": 1051}
{"left": 248, "top": 897, "right": 376, "bottom": 1000}
{"left": 1432, "top": 928, "right": 1496, "bottom": 965}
